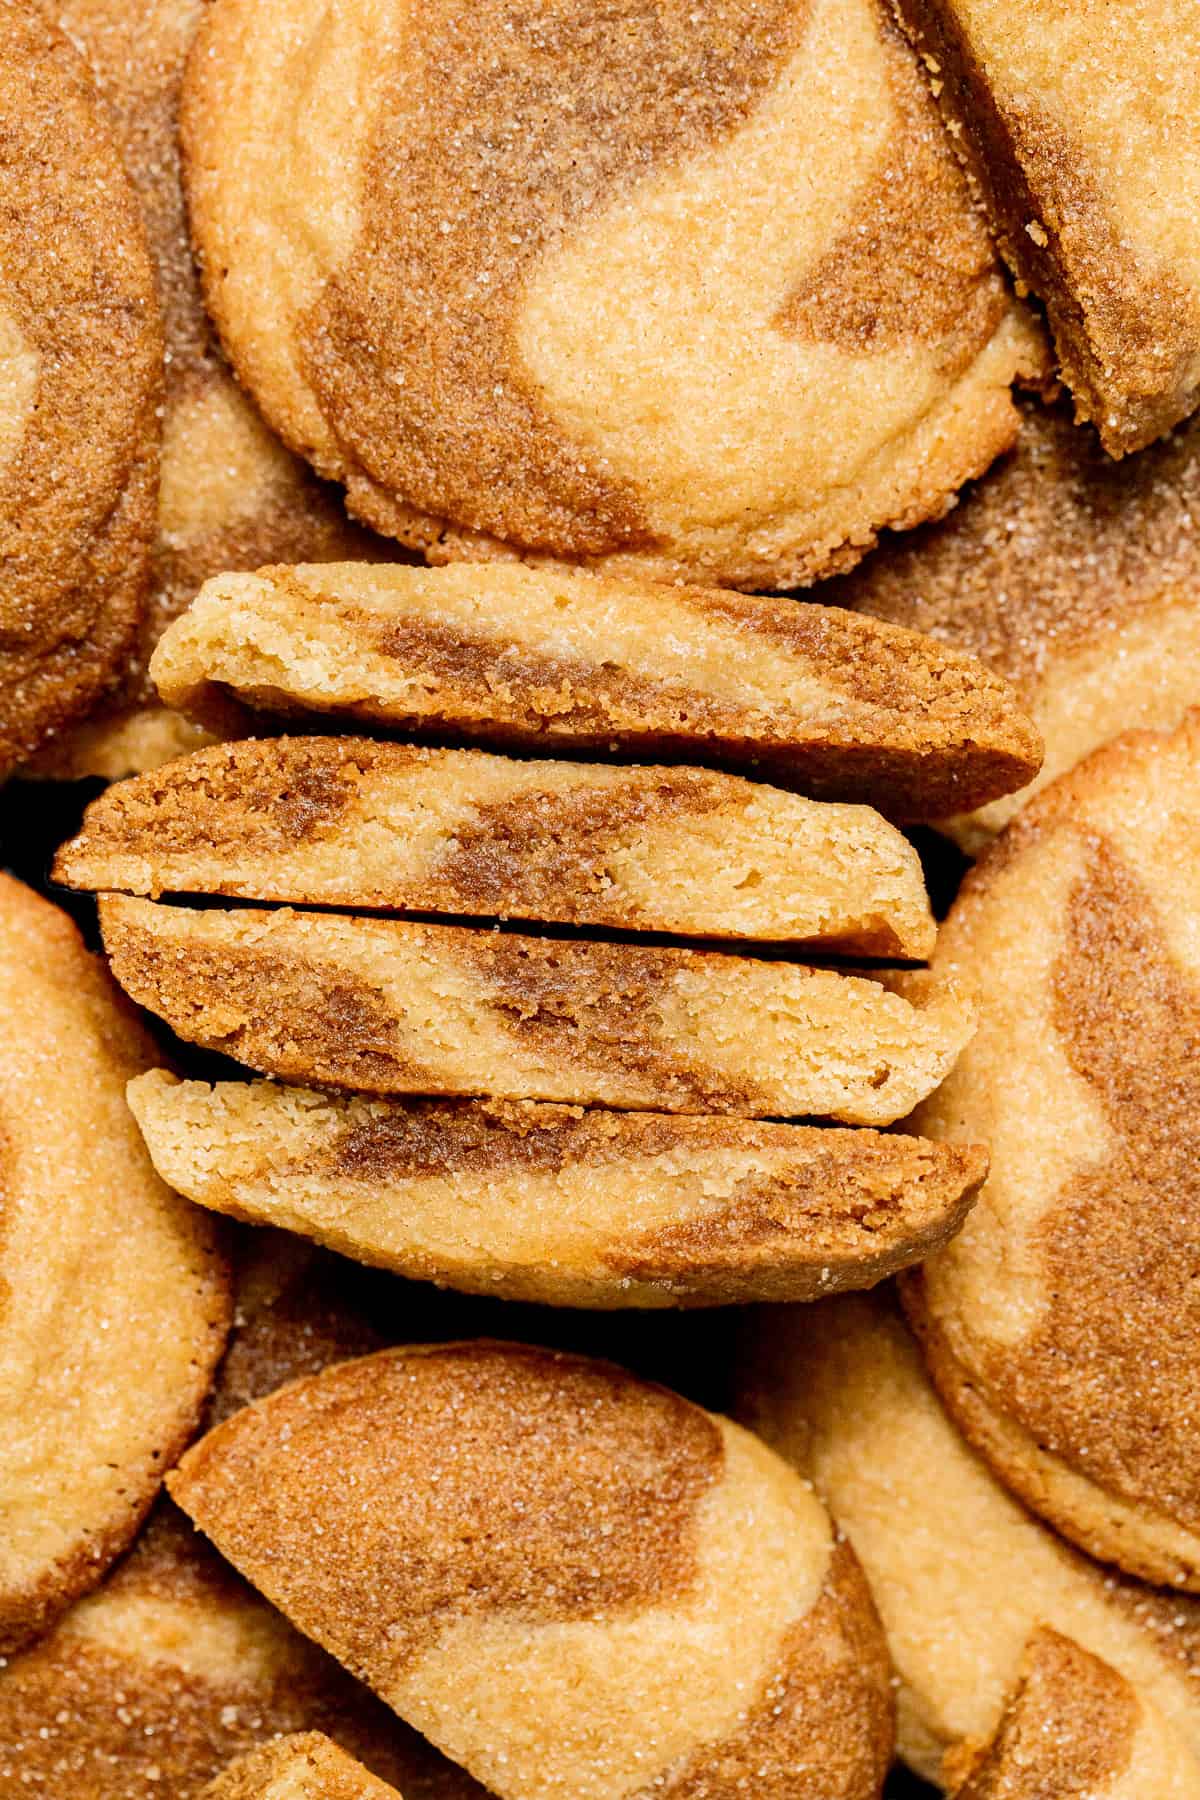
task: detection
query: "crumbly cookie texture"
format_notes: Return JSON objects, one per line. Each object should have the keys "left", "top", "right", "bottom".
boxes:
{"left": 0, "top": 873, "right": 229, "bottom": 1656}
{"left": 204, "top": 1735, "right": 405, "bottom": 1800}
{"left": 740, "top": 1293, "right": 1200, "bottom": 1786}
{"left": 127, "top": 1072, "right": 986, "bottom": 1309}
{"left": 905, "top": 712, "right": 1200, "bottom": 1587}
{"left": 834, "top": 395, "right": 1200, "bottom": 849}
{"left": 180, "top": 0, "right": 1038, "bottom": 588}
{"left": 892, "top": 0, "right": 1200, "bottom": 453}
{"left": 98, "top": 896, "right": 976, "bottom": 1124}
{"left": 55, "top": 737, "right": 936, "bottom": 956}
{"left": 38, "top": 0, "right": 389, "bottom": 783}
{"left": 945, "top": 1628, "right": 1200, "bottom": 1800}
{"left": 169, "top": 1341, "right": 894, "bottom": 1800}
{"left": 149, "top": 562, "right": 1043, "bottom": 821}
{"left": 0, "top": 0, "right": 161, "bottom": 777}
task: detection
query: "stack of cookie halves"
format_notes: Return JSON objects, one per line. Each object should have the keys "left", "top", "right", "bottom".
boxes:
{"left": 56, "top": 557, "right": 1042, "bottom": 1314}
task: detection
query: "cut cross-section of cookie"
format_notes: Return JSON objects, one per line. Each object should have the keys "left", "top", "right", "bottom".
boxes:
{"left": 833, "top": 395, "right": 1200, "bottom": 850}
{"left": 205, "top": 1735, "right": 405, "bottom": 1800}
{"left": 56, "top": 738, "right": 936, "bottom": 956}
{"left": 127, "top": 1073, "right": 987, "bottom": 1309}
{"left": 38, "top": 0, "right": 391, "bottom": 784}
{"left": 739, "top": 1293, "right": 1200, "bottom": 1787}
{"left": 148, "top": 563, "right": 1042, "bottom": 821}
{"left": 945, "top": 1629, "right": 1200, "bottom": 1800}
{"left": 903, "top": 712, "right": 1200, "bottom": 1587}
{"left": 0, "top": 0, "right": 161, "bottom": 777}
{"left": 168, "top": 1341, "right": 893, "bottom": 1800}
{"left": 179, "top": 0, "right": 1038, "bottom": 589}
{"left": 98, "top": 897, "right": 976, "bottom": 1123}
{"left": 893, "top": 0, "right": 1200, "bottom": 453}
{"left": 0, "top": 874, "right": 230, "bottom": 1655}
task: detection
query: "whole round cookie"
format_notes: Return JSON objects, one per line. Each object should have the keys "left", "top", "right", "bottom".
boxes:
{"left": 834, "top": 395, "right": 1200, "bottom": 849}
{"left": 169, "top": 1341, "right": 894, "bottom": 1799}
{"left": 180, "top": 0, "right": 1038, "bottom": 589}
{"left": 903, "top": 713, "right": 1200, "bottom": 1587}
{"left": 0, "top": 0, "right": 161, "bottom": 777}
{"left": 44, "top": 0, "right": 389, "bottom": 782}
{"left": 0, "top": 873, "right": 229, "bottom": 1654}
{"left": 741, "top": 1293, "right": 1200, "bottom": 1786}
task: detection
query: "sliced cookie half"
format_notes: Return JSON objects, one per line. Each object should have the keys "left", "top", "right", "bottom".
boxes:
{"left": 204, "top": 1736, "right": 404, "bottom": 1800}
{"left": 98, "top": 898, "right": 976, "bottom": 1123}
{"left": 148, "top": 562, "right": 1042, "bottom": 821}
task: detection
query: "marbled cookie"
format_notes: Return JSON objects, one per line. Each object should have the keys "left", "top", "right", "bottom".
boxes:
{"left": 99, "top": 898, "right": 976, "bottom": 1123}
{"left": 180, "top": 0, "right": 1038, "bottom": 589}
{"left": 127, "top": 1073, "right": 987, "bottom": 1308}
{"left": 0, "top": 874, "right": 229, "bottom": 1654}
{"left": 904, "top": 713, "right": 1200, "bottom": 1586}
{"left": 0, "top": 0, "right": 160, "bottom": 777}
{"left": 945, "top": 1629, "right": 1200, "bottom": 1800}
{"left": 893, "top": 0, "right": 1200, "bottom": 452}
{"left": 56, "top": 738, "right": 936, "bottom": 955}
{"left": 741, "top": 1293, "right": 1200, "bottom": 1786}
{"left": 834, "top": 396, "right": 1200, "bottom": 848}
{"left": 149, "top": 563, "right": 1042, "bottom": 820}
{"left": 169, "top": 1341, "right": 893, "bottom": 1800}
{"left": 205, "top": 1736, "right": 404, "bottom": 1800}
{"left": 40, "top": 0, "right": 390, "bottom": 782}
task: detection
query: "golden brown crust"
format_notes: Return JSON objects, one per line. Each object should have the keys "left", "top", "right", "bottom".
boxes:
{"left": 149, "top": 563, "right": 1043, "bottom": 821}
{"left": 127, "top": 1072, "right": 986, "bottom": 1308}
{"left": 204, "top": 1734, "right": 405, "bottom": 1800}
{"left": 98, "top": 896, "right": 975, "bottom": 1123}
{"left": 0, "top": 0, "right": 160, "bottom": 775}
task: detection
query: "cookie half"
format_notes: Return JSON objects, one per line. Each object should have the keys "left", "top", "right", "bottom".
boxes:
{"left": 99, "top": 897, "right": 976, "bottom": 1123}
{"left": 740, "top": 1293, "right": 1200, "bottom": 1786}
{"left": 56, "top": 738, "right": 936, "bottom": 956}
{"left": 0, "top": 874, "right": 229, "bottom": 1654}
{"left": 148, "top": 563, "right": 1042, "bottom": 821}
{"left": 0, "top": 0, "right": 161, "bottom": 776}
{"left": 205, "top": 1736, "right": 403, "bottom": 1800}
{"left": 893, "top": 0, "right": 1200, "bottom": 452}
{"left": 41, "top": 0, "right": 390, "bottom": 783}
{"left": 904, "top": 713, "right": 1200, "bottom": 1586}
{"left": 127, "top": 1073, "right": 986, "bottom": 1308}
{"left": 946, "top": 1628, "right": 1200, "bottom": 1800}
{"left": 834, "top": 395, "right": 1200, "bottom": 848}
{"left": 169, "top": 1341, "right": 893, "bottom": 1800}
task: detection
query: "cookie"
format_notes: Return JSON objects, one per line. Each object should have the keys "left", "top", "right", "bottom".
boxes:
{"left": 179, "top": 0, "right": 1040, "bottom": 590}
{"left": 0, "top": 873, "right": 229, "bottom": 1654}
{"left": 148, "top": 562, "right": 1043, "bottom": 821}
{"left": 0, "top": 1237, "right": 486, "bottom": 1799}
{"left": 903, "top": 713, "right": 1200, "bottom": 1586}
{"left": 205, "top": 1736, "right": 403, "bottom": 1800}
{"left": 945, "top": 1628, "right": 1200, "bottom": 1800}
{"left": 126, "top": 1072, "right": 986, "bottom": 1309}
{"left": 98, "top": 897, "right": 976, "bottom": 1122}
{"left": 41, "top": 0, "right": 389, "bottom": 783}
{"left": 740, "top": 1292, "right": 1200, "bottom": 1786}
{"left": 833, "top": 395, "right": 1200, "bottom": 849}
{"left": 892, "top": 0, "right": 1200, "bottom": 453}
{"left": 169, "top": 1341, "right": 893, "bottom": 1800}
{"left": 0, "top": 0, "right": 161, "bottom": 778}
{"left": 56, "top": 737, "right": 937, "bottom": 956}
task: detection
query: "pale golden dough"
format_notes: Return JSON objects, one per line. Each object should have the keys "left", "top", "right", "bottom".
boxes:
{"left": 893, "top": 0, "right": 1200, "bottom": 452}
{"left": 55, "top": 737, "right": 936, "bottom": 956}
{"left": 169, "top": 1342, "right": 893, "bottom": 1800}
{"left": 204, "top": 1735, "right": 404, "bottom": 1800}
{"left": 149, "top": 562, "right": 1043, "bottom": 822}
{"left": 740, "top": 1293, "right": 1200, "bottom": 1785}
{"left": 98, "top": 896, "right": 976, "bottom": 1124}
{"left": 127, "top": 1071, "right": 986, "bottom": 1309}
{"left": 180, "top": 0, "right": 1037, "bottom": 587}
{"left": 906, "top": 714, "right": 1200, "bottom": 1586}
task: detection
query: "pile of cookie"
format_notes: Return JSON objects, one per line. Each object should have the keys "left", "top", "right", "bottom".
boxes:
{"left": 3, "top": 0, "right": 1200, "bottom": 1795}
